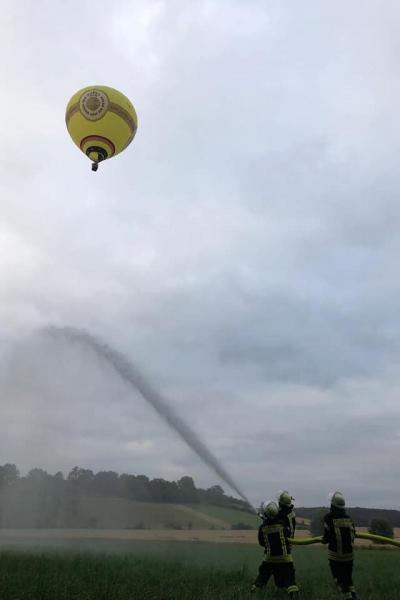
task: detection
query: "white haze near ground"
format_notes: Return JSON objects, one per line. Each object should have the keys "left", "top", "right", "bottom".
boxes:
{"left": 1, "top": 0, "right": 400, "bottom": 508}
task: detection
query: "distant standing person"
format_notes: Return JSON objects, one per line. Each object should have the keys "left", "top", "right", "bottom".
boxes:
{"left": 322, "top": 491, "right": 358, "bottom": 600}
{"left": 251, "top": 501, "right": 299, "bottom": 597}
{"left": 278, "top": 490, "right": 296, "bottom": 538}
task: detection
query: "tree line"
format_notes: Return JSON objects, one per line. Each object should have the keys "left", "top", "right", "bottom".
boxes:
{"left": 309, "top": 508, "right": 396, "bottom": 538}
{"left": 298, "top": 506, "right": 400, "bottom": 528}
{"left": 0, "top": 463, "right": 250, "bottom": 528}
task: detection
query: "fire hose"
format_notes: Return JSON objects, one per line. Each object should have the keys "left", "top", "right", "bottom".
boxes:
{"left": 289, "top": 533, "right": 400, "bottom": 548}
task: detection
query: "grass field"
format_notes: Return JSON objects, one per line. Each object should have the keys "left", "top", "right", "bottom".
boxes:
{"left": 191, "top": 505, "right": 261, "bottom": 528}
{"left": 77, "top": 497, "right": 232, "bottom": 529}
{"left": 0, "top": 539, "right": 399, "bottom": 599}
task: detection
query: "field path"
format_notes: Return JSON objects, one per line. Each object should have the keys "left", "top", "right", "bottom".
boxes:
{"left": 0, "top": 529, "right": 257, "bottom": 544}
{"left": 0, "top": 528, "right": 398, "bottom": 546}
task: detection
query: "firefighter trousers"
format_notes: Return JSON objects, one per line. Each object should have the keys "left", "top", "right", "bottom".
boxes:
{"left": 254, "top": 561, "right": 299, "bottom": 595}
{"left": 329, "top": 560, "right": 356, "bottom": 598}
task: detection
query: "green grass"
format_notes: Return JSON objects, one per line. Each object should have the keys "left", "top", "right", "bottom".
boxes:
{"left": 191, "top": 504, "right": 260, "bottom": 528}
{"left": 77, "top": 497, "right": 230, "bottom": 529}
{"left": 11, "top": 495, "right": 259, "bottom": 530}
{"left": 0, "top": 542, "right": 398, "bottom": 599}
{"left": 48, "top": 496, "right": 259, "bottom": 530}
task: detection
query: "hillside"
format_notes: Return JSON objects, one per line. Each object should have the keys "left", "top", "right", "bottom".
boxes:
{"left": 3, "top": 492, "right": 400, "bottom": 530}
{"left": 77, "top": 498, "right": 400, "bottom": 531}
{"left": 75, "top": 497, "right": 245, "bottom": 530}
{"left": 2, "top": 464, "right": 399, "bottom": 530}
{"left": 191, "top": 505, "right": 260, "bottom": 528}
{"left": 54, "top": 498, "right": 325, "bottom": 531}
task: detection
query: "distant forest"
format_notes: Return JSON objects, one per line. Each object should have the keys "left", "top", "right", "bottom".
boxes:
{"left": 296, "top": 506, "right": 400, "bottom": 528}
{"left": 1, "top": 464, "right": 399, "bottom": 529}
{"left": 0, "top": 463, "right": 250, "bottom": 528}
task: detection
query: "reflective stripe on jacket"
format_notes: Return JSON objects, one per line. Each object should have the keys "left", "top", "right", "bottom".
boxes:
{"left": 323, "top": 509, "right": 355, "bottom": 562}
{"left": 258, "top": 518, "right": 293, "bottom": 563}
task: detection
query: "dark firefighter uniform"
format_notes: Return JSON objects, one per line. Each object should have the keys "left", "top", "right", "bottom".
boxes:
{"left": 253, "top": 515, "right": 299, "bottom": 597}
{"left": 279, "top": 502, "right": 296, "bottom": 539}
{"left": 322, "top": 507, "right": 357, "bottom": 599}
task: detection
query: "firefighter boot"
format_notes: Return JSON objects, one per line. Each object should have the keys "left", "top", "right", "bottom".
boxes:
{"left": 287, "top": 584, "right": 299, "bottom": 598}
{"left": 333, "top": 578, "right": 342, "bottom": 593}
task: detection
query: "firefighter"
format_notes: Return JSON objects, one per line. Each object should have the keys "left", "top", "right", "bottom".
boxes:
{"left": 251, "top": 501, "right": 299, "bottom": 597}
{"left": 278, "top": 490, "right": 296, "bottom": 538}
{"left": 322, "top": 491, "right": 358, "bottom": 600}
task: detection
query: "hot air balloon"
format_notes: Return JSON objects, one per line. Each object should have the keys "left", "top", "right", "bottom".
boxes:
{"left": 65, "top": 86, "right": 138, "bottom": 171}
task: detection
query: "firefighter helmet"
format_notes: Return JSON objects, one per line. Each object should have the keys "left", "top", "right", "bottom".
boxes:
{"left": 278, "top": 490, "right": 294, "bottom": 507}
{"left": 330, "top": 491, "right": 346, "bottom": 508}
{"left": 262, "top": 501, "right": 279, "bottom": 518}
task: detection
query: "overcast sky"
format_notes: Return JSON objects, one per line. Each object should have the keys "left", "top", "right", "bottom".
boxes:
{"left": 1, "top": 0, "right": 400, "bottom": 509}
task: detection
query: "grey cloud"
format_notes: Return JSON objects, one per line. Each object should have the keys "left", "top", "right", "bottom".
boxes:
{"left": 217, "top": 290, "right": 399, "bottom": 386}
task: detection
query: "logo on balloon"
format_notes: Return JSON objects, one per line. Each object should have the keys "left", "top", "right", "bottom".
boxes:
{"left": 79, "top": 89, "right": 109, "bottom": 121}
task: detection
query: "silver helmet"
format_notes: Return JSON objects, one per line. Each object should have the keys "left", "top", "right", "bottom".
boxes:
{"left": 330, "top": 491, "right": 346, "bottom": 509}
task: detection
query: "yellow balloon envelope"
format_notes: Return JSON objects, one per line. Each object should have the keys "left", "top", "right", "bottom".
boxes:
{"left": 65, "top": 85, "right": 138, "bottom": 171}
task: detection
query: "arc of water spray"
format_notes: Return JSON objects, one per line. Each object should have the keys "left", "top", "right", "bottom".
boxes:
{"left": 42, "top": 326, "right": 255, "bottom": 511}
